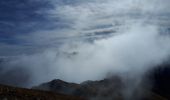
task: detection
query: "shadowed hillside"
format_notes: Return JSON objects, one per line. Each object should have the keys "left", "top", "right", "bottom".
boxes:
{"left": 149, "top": 63, "right": 170, "bottom": 99}
{"left": 0, "top": 75, "right": 168, "bottom": 100}
{"left": 0, "top": 84, "right": 85, "bottom": 100}
{"left": 33, "top": 76, "right": 168, "bottom": 100}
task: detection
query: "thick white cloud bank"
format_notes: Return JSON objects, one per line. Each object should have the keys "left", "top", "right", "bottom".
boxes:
{"left": 17, "top": 23, "right": 170, "bottom": 85}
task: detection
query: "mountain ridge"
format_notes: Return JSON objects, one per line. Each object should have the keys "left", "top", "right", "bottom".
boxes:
{"left": 33, "top": 76, "right": 168, "bottom": 100}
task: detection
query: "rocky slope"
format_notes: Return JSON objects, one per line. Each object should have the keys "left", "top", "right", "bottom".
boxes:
{"left": 149, "top": 64, "right": 170, "bottom": 99}
{"left": 0, "top": 84, "right": 85, "bottom": 100}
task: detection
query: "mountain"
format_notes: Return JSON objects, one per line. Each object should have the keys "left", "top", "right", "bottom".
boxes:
{"left": 149, "top": 63, "right": 170, "bottom": 99}
{"left": 0, "top": 84, "right": 85, "bottom": 100}
{"left": 33, "top": 76, "right": 123, "bottom": 100}
{"left": 0, "top": 68, "right": 169, "bottom": 100}
{"left": 33, "top": 76, "right": 168, "bottom": 100}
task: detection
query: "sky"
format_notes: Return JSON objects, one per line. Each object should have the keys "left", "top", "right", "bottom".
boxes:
{"left": 0, "top": 0, "right": 170, "bottom": 88}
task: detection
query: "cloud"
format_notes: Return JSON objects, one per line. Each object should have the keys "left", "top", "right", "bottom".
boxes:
{"left": 2, "top": 21, "right": 170, "bottom": 87}
{"left": 15, "top": 0, "right": 170, "bottom": 48}
{"left": 0, "top": 0, "right": 170, "bottom": 90}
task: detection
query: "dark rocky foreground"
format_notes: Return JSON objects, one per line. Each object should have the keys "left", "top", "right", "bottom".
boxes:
{"left": 0, "top": 84, "right": 85, "bottom": 100}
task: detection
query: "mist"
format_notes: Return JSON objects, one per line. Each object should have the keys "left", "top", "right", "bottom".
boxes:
{"left": 0, "top": 1, "right": 170, "bottom": 98}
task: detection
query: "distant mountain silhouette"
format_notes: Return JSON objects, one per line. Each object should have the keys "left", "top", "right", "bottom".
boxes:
{"left": 33, "top": 75, "right": 168, "bottom": 100}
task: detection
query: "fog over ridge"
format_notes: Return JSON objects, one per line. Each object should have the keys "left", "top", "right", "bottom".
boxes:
{"left": 0, "top": 0, "right": 170, "bottom": 91}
